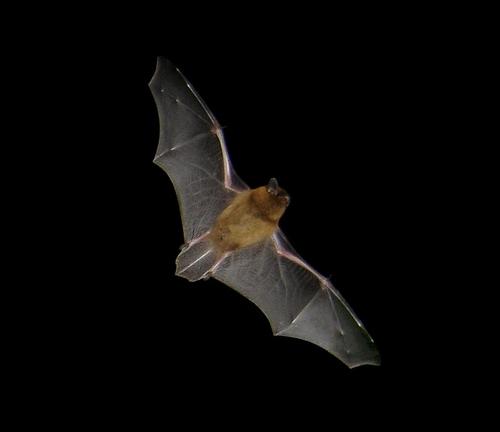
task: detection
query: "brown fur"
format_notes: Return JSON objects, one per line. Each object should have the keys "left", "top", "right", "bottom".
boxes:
{"left": 209, "top": 186, "right": 289, "bottom": 253}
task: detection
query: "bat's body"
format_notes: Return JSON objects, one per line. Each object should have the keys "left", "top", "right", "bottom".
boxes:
{"left": 150, "top": 57, "right": 380, "bottom": 368}
{"left": 209, "top": 184, "right": 288, "bottom": 253}
{"left": 176, "top": 183, "right": 289, "bottom": 281}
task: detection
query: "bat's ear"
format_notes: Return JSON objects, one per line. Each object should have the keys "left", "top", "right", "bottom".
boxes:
{"left": 267, "top": 178, "right": 279, "bottom": 195}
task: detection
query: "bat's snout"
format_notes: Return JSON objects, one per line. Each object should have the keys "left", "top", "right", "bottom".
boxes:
{"left": 280, "top": 191, "right": 290, "bottom": 206}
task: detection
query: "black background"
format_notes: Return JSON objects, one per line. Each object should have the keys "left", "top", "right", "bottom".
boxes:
{"left": 66, "top": 53, "right": 415, "bottom": 409}
{"left": 10, "top": 12, "right": 468, "bottom": 425}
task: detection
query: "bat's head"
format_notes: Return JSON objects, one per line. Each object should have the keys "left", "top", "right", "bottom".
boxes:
{"left": 266, "top": 177, "right": 290, "bottom": 209}
{"left": 252, "top": 179, "right": 290, "bottom": 224}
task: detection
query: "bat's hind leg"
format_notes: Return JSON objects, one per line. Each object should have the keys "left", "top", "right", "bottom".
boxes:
{"left": 175, "top": 234, "right": 227, "bottom": 282}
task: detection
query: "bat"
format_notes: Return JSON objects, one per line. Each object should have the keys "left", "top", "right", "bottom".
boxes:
{"left": 149, "top": 57, "right": 380, "bottom": 368}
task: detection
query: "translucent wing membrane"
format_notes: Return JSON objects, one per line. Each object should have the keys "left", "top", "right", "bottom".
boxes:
{"left": 214, "top": 234, "right": 380, "bottom": 368}
{"left": 149, "top": 57, "right": 248, "bottom": 242}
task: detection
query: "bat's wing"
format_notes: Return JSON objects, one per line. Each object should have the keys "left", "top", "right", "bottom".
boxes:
{"left": 213, "top": 229, "right": 380, "bottom": 368}
{"left": 149, "top": 57, "right": 248, "bottom": 243}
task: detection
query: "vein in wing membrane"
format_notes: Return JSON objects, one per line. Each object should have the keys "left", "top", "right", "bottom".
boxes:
{"left": 278, "top": 285, "right": 380, "bottom": 367}
{"left": 214, "top": 239, "right": 319, "bottom": 333}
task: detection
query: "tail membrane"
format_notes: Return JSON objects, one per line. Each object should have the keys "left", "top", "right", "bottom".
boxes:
{"left": 176, "top": 236, "right": 221, "bottom": 281}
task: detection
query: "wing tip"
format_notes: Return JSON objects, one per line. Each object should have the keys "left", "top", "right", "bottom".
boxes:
{"left": 148, "top": 56, "right": 175, "bottom": 88}
{"left": 276, "top": 332, "right": 381, "bottom": 368}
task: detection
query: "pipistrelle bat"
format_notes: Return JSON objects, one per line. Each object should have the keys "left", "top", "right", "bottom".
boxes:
{"left": 149, "top": 57, "right": 380, "bottom": 368}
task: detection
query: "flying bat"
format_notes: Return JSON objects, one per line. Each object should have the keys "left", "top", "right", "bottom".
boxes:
{"left": 149, "top": 57, "right": 380, "bottom": 368}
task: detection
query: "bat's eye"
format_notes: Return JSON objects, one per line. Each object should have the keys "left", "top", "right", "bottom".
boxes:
{"left": 267, "top": 178, "right": 279, "bottom": 195}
